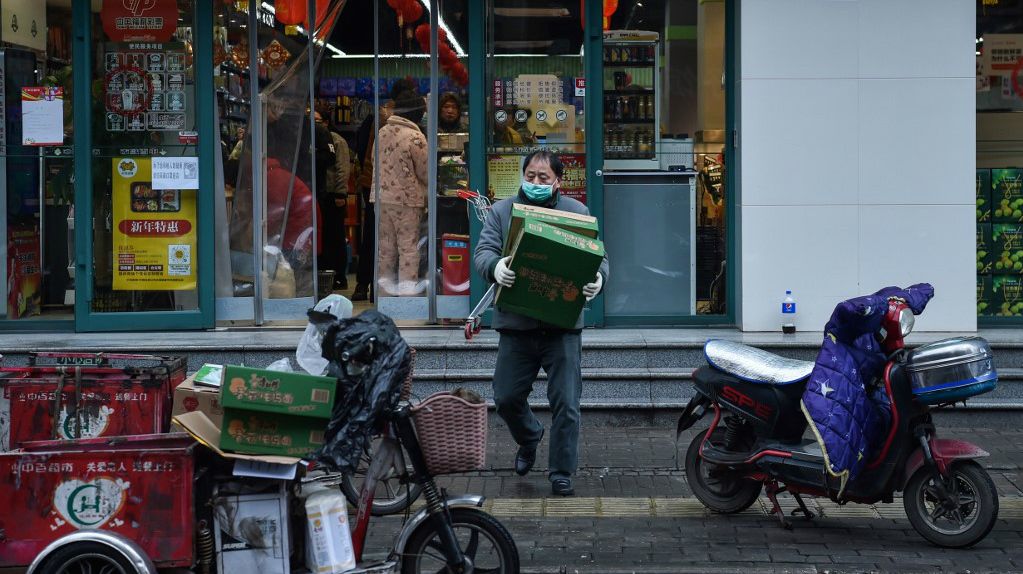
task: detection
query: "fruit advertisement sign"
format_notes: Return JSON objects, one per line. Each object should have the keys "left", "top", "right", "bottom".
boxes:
{"left": 111, "top": 157, "right": 197, "bottom": 290}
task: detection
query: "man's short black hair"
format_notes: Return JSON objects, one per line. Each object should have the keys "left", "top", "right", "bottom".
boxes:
{"left": 393, "top": 90, "right": 425, "bottom": 124}
{"left": 521, "top": 149, "right": 564, "bottom": 179}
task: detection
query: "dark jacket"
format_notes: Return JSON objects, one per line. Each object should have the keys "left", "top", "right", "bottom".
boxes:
{"left": 473, "top": 191, "right": 610, "bottom": 331}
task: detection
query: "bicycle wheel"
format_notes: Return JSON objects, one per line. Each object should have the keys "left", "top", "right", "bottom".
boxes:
{"left": 339, "top": 436, "right": 422, "bottom": 516}
{"left": 400, "top": 507, "right": 519, "bottom": 574}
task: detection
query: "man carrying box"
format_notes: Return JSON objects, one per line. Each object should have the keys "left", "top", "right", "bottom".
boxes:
{"left": 473, "top": 150, "right": 609, "bottom": 496}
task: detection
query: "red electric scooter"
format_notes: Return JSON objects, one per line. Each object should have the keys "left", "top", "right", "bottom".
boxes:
{"left": 676, "top": 296, "right": 1000, "bottom": 548}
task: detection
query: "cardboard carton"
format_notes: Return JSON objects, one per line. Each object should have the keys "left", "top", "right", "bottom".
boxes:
{"left": 992, "top": 275, "right": 1023, "bottom": 317}
{"left": 977, "top": 169, "right": 991, "bottom": 222}
{"left": 172, "top": 410, "right": 303, "bottom": 466}
{"left": 504, "top": 203, "right": 599, "bottom": 257}
{"left": 992, "top": 168, "right": 1023, "bottom": 223}
{"left": 496, "top": 219, "right": 605, "bottom": 329}
{"left": 172, "top": 374, "right": 224, "bottom": 429}
{"left": 220, "top": 408, "right": 326, "bottom": 457}
{"left": 993, "top": 224, "right": 1023, "bottom": 274}
{"left": 978, "top": 274, "right": 994, "bottom": 316}
{"left": 220, "top": 365, "right": 337, "bottom": 419}
{"left": 977, "top": 223, "right": 993, "bottom": 274}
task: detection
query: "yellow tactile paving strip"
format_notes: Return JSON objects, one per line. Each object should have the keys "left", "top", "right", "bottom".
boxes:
{"left": 451, "top": 497, "right": 1023, "bottom": 520}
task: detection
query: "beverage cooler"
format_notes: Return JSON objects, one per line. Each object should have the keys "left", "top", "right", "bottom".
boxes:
{"left": 602, "top": 30, "right": 659, "bottom": 171}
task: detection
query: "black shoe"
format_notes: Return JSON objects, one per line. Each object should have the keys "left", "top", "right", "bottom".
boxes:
{"left": 551, "top": 477, "right": 574, "bottom": 496}
{"left": 351, "top": 285, "right": 368, "bottom": 301}
{"left": 514, "top": 428, "right": 544, "bottom": 476}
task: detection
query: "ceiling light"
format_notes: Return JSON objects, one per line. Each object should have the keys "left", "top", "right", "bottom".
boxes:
{"left": 492, "top": 8, "right": 570, "bottom": 17}
{"left": 260, "top": 2, "right": 347, "bottom": 56}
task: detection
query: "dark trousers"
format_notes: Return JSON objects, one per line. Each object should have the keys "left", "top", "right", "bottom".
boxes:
{"left": 356, "top": 187, "right": 375, "bottom": 288}
{"left": 317, "top": 196, "right": 347, "bottom": 281}
{"left": 492, "top": 330, "right": 582, "bottom": 478}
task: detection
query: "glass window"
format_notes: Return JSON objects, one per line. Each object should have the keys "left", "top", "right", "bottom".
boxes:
{"left": 976, "top": 0, "right": 1023, "bottom": 319}
{"left": 89, "top": 0, "right": 200, "bottom": 313}
{"left": 0, "top": 1, "right": 75, "bottom": 323}
{"left": 601, "top": 0, "right": 728, "bottom": 320}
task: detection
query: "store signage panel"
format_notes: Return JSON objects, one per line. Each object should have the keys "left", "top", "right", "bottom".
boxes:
{"left": 112, "top": 157, "right": 197, "bottom": 291}
{"left": 21, "top": 87, "right": 64, "bottom": 146}
{"left": 101, "top": 0, "right": 178, "bottom": 43}
{"left": 1, "top": 0, "right": 47, "bottom": 52}
{"left": 982, "top": 34, "right": 1023, "bottom": 77}
{"left": 487, "top": 155, "right": 522, "bottom": 200}
{"left": 104, "top": 42, "right": 188, "bottom": 132}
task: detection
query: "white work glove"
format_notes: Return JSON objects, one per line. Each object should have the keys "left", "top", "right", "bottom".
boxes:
{"left": 583, "top": 273, "right": 603, "bottom": 301}
{"left": 494, "top": 256, "right": 516, "bottom": 288}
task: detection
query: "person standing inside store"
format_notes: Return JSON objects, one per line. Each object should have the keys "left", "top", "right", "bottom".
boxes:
{"left": 352, "top": 79, "right": 417, "bottom": 301}
{"left": 317, "top": 111, "right": 352, "bottom": 291}
{"left": 438, "top": 92, "right": 467, "bottom": 133}
{"left": 473, "top": 149, "right": 609, "bottom": 496}
{"left": 372, "top": 90, "right": 429, "bottom": 297}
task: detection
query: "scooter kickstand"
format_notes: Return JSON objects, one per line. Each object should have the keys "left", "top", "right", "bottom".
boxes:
{"left": 765, "top": 481, "right": 792, "bottom": 530}
{"left": 790, "top": 493, "right": 815, "bottom": 520}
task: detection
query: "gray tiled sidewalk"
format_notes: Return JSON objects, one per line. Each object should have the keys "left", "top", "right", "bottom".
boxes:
{"left": 357, "top": 423, "right": 1023, "bottom": 573}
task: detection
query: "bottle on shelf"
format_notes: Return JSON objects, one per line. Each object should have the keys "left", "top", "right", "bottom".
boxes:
{"left": 781, "top": 290, "right": 797, "bottom": 334}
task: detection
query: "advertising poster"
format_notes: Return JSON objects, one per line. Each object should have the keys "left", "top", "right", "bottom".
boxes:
{"left": 112, "top": 157, "right": 197, "bottom": 290}
{"left": 487, "top": 155, "right": 522, "bottom": 200}
{"left": 559, "top": 154, "right": 587, "bottom": 205}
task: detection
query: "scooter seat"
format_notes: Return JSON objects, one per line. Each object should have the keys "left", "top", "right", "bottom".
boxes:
{"left": 704, "top": 339, "right": 814, "bottom": 385}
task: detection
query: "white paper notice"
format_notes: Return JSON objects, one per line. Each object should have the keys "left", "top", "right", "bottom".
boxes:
{"left": 21, "top": 87, "right": 64, "bottom": 146}
{"left": 151, "top": 156, "right": 199, "bottom": 190}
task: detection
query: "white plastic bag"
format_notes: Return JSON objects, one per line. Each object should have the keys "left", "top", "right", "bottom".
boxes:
{"left": 266, "top": 357, "right": 294, "bottom": 372}
{"left": 296, "top": 294, "right": 354, "bottom": 375}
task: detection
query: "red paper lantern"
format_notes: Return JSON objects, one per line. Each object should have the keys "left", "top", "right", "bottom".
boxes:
{"left": 580, "top": 0, "right": 619, "bottom": 30}
{"left": 399, "top": 0, "right": 423, "bottom": 23}
{"left": 276, "top": 0, "right": 304, "bottom": 27}
{"left": 303, "top": 0, "right": 332, "bottom": 35}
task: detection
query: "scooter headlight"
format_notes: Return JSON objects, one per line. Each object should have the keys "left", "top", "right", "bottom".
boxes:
{"left": 899, "top": 308, "right": 915, "bottom": 337}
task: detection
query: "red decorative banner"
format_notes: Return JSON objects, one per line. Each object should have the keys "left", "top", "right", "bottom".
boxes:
{"left": 559, "top": 153, "right": 587, "bottom": 205}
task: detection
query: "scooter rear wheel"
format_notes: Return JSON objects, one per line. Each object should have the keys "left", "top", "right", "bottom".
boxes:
{"left": 904, "top": 461, "right": 998, "bottom": 548}
{"left": 686, "top": 428, "right": 762, "bottom": 514}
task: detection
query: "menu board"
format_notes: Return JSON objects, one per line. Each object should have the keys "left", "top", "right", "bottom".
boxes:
{"left": 104, "top": 42, "right": 188, "bottom": 132}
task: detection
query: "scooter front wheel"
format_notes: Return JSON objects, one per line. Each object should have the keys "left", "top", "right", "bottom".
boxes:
{"left": 904, "top": 461, "right": 998, "bottom": 548}
{"left": 686, "top": 428, "right": 762, "bottom": 514}
{"left": 400, "top": 507, "right": 520, "bottom": 574}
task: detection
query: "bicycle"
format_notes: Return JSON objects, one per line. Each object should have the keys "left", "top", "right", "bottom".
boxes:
{"left": 314, "top": 330, "right": 520, "bottom": 573}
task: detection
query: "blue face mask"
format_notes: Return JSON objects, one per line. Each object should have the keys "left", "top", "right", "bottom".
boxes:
{"left": 521, "top": 179, "right": 555, "bottom": 203}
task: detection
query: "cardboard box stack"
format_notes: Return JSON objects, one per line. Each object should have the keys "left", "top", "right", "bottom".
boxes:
{"left": 495, "top": 204, "right": 605, "bottom": 329}
{"left": 984, "top": 168, "right": 1023, "bottom": 317}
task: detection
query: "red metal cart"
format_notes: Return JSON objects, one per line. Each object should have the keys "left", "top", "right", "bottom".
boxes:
{"left": 0, "top": 433, "right": 196, "bottom": 572}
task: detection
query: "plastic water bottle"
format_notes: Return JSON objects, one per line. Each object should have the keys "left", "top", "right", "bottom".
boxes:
{"left": 781, "top": 290, "right": 797, "bottom": 334}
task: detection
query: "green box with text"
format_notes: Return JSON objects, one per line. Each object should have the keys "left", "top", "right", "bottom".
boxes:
{"left": 220, "top": 408, "right": 326, "bottom": 457}
{"left": 220, "top": 365, "right": 337, "bottom": 419}
{"left": 504, "top": 204, "right": 599, "bottom": 256}
{"left": 496, "top": 219, "right": 605, "bottom": 329}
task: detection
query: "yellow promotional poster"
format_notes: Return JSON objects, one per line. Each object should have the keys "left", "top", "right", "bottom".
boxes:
{"left": 112, "top": 157, "right": 197, "bottom": 290}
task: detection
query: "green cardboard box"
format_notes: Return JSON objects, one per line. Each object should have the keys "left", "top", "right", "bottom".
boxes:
{"left": 977, "top": 223, "right": 993, "bottom": 274}
{"left": 496, "top": 219, "right": 605, "bottom": 329}
{"left": 977, "top": 169, "right": 991, "bottom": 222}
{"left": 992, "top": 168, "right": 1023, "bottom": 223}
{"left": 992, "top": 275, "right": 1023, "bottom": 317}
{"left": 220, "top": 408, "right": 326, "bottom": 457}
{"left": 978, "top": 274, "right": 994, "bottom": 316}
{"left": 993, "top": 224, "right": 1023, "bottom": 274}
{"left": 220, "top": 365, "right": 337, "bottom": 419}
{"left": 504, "top": 204, "right": 599, "bottom": 256}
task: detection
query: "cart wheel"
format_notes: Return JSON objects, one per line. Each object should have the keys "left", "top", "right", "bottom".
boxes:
{"left": 464, "top": 322, "right": 474, "bottom": 340}
{"left": 34, "top": 541, "right": 145, "bottom": 574}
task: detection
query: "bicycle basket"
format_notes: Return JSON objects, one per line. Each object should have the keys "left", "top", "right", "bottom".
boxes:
{"left": 410, "top": 391, "right": 487, "bottom": 475}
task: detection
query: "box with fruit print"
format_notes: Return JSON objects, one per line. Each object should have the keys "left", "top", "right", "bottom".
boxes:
{"left": 992, "top": 168, "right": 1023, "bottom": 223}
{"left": 992, "top": 275, "right": 1023, "bottom": 317}
{"left": 977, "top": 223, "right": 993, "bottom": 274}
{"left": 977, "top": 169, "right": 991, "bottom": 222}
{"left": 992, "top": 224, "right": 1023, "bottom": 273}
{"left": 978, "top": 274, "right": 994, "bottom": 316}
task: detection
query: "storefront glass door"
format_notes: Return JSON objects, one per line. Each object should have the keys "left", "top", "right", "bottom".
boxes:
{"left": 0, "top": 2, "right": 76, "bottom": 330}
{"left": 74, "top": 0, "right": 215, "bottom": 331}
{"left": 473, "top": 0, "right": 605, "bottom": 327}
